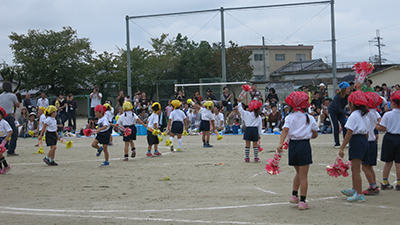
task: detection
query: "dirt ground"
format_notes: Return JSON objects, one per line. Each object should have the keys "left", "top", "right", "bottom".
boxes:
{"left": 0, "top": 118, "right": 399, "bottom": 225}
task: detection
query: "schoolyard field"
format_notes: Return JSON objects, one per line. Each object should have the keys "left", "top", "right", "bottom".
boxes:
{"left": 1, "top": 119, "right": 399, "bottom": 225}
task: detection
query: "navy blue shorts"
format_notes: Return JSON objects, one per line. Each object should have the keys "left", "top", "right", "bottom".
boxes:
{"left": 171, "top": 121, "right": 184, "bottom": 134}
{"left": 96, "top": 131, "right": 110, "bottom": 145}
{"left": 381, "top": 133, "right": 400, "bottom": 163}
{"left": 199, "top": 120, "right": 210, "bottom": 132}
{"left": 288, "top": 139, "right": 312, "bottom": 166}
{"left": 147, "top": 130, "right": 159, "bottom": 145}
{"left": 362, "top": 141, "right": 377, "bottom": 165}
{"left": 349, "top": 134, "right": 368, "bottom": 161}
{"left": 243, "top": 127, "right": 259, "bottom": 142}
{"left": 45, "top": 132, "right": 57, "bottom": 147}
{"left": 122, "top": 125, "right": 137, "bottom": 142}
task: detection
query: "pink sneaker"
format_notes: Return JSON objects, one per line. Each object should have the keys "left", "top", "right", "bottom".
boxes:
{"left": 0, "top": 165, "right": 10, "bottom": 174}
{"left": 154, "top": 152, "right": 162, "bottom": 156}
{"left": 290, "top": 195, "right": 299, "bottom": 203}
{"left": 298, "top": 201, "right": 309, "bottom": 210}
{"left": 254, "top": 158, "right": 260, "bottom": 162}
{"left": 244, "top": 158, "right": 250, "bottom": 163}
{"left": 146, "top": 153, "right": 153, "bottom": 157}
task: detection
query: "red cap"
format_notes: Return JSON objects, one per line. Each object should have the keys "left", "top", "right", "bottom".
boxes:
{"left": 391, "top": 91, "right": 400, "bottom": 102}
{"left": 0, "top": 107, "right": 7, "bottom": 118}
{"left": 364, "top": 92, "right": 383, "bottom": 109}
{"left": 94, "top": 104, "right": 106, "bottom": 114}
{"left": 348, "top": 91, "right": 368, "bottom": 107}
{"left": 248, "top": 100, "right": 262, "bottom": 111}
{"left": 285, "top": 92, "right": 310, "bottom": 112}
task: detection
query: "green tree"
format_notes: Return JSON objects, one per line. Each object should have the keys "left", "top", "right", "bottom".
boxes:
{"left": 0, "top": 64, "right": 24, "bottom": 92}
{"left": 9, "top": 26, "right": 94, "bottom": 95}
{"left": 210, "top": 41, "right": 253, "bottom": 82}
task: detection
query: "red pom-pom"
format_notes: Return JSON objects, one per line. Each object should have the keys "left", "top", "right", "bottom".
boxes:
{"left": 242, "top": 84, "right": 251, "bottom": 92}
{"left": 124, "top": 127, "right": 132, "bottom": 137}
{"left": 0, "top": 140, "right": 6, "bottom": 154}
{"left": 265, "top": 151, "right": 282, "bottom": 175}
{"left": 83, "top": 129, "right": 93, "bottom": 137}
{"left": 283, "top": 140, "right": 289, "bottom": 150}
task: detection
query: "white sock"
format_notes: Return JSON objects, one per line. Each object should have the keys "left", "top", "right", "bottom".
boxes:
{"left": 169, "top": 137, "right": 174, "bottom": 145}
{"left": 178, "top": 139, "right": 182, "bottom": 149}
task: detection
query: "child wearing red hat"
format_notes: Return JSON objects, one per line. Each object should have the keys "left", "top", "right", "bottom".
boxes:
{"left": 277, "top": 91, "right": 319, "bottom": 210}
{"left": 92, "top": 104, "right": 111, "bottom": 167}
{"left": 0, "top": 107, "right": 12, "bottom": 174}
{"left": 237, "top": 98, "right": 262, "bottom": 162}
{"left": 339, "top": 91, "right": 370, "bottom": 202}
{"left": 376, "top": 91, "right": 400, "bottom": 191}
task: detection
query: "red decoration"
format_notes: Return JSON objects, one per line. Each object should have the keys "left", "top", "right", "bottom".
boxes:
{"left": 352, "top": 61, "right": 374, "bottom": 83}
{"left": 248, "top": 100, "right": 262, "bottom": 111}
{"left": 0, "top": 139, "right": 6, "bottom": 154}
{"left": 94, "top": 105, "right": 106, "bottom": 114}
{"left": 326, "top": 156, "right": 352, "bottom": 178}
{"left": 0, "top": 107, "right": 7, "bottom": 118}
{"left": 115, "top": 124, "right": 132, "bottom": 137}
{"left": 265, "top": 151, "right": 282, "bottom": 175}
{"left": 283, "top": 139, "right": 289, "bottom": 150}
{"left": 364, "top": 92, "right": 383, "bottom": 109}
{"left": 258, "top": 140, "right": 263, "bottom": 152}
{"left": 238, "top": 85, "right": 251, "bottom": 100}
{"left": 83, "top": 129, "right": 93, "bottom": 137}
{"left": 391, "top": 91, "right": 400, "bottom": 102}
{"left": 285, "top": 92, "right": 310, "bottom": 112}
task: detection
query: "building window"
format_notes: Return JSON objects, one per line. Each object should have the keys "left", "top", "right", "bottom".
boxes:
{"left": 275, "top": 54, "right": 285, "bottom": 61}
{"left": 296, "top": 54, "right": 306, "bottom": 61}
{"left": 254, "top": 54, "right": 263, "bottom": 61}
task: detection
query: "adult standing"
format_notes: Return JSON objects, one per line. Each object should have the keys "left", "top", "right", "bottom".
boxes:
{"left": 116, "top": 90, "right": 125, "bottom": 109}
{"left": 0, "top": 82, "right": 19, "bottom": 156}
{"left": 37, "top": 93, "right": 49, "bottom": 108}
{"left": 381, "top": 83, "right": 391, "bottom": 101}
{"left": 139, "top": 91, "right": 149, "bottom": 114}
{"left": 328, "top": 82, "right": 351, "bottom": 148}
{"left": 205, "top": 89, "right": 216, "bottom": 101}
{"left": 302, "top": 86, "right": 312, "bottom": 103}
{"left": 58, "top": 94, "right": 68, "bottom": 126}
{"left": 67, "top": 94, "right": 77, "bottom": 131}
{"left": 23, "top": 93, "right": 33, "bottom": 113}
{"left": 90, "top": 86, "right": 102, "bottom": 117}
{"left": 221, "top": 86, "right": 233, "bottom": 125}
{"left": 250, "top": 84, "right": 261, "bottom": 100}
{"left": 317, "top": 83, "right": 328, "bottom": 102}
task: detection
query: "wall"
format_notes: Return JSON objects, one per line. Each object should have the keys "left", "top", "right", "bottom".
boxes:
{"left": 369, "top": 67, "right": 400, "bottom": 88}
{"left": 268, "top": 48, "right": 312, "bottom": 74}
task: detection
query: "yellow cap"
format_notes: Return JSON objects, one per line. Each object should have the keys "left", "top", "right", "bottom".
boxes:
{"left": 203, "top": 101, "right": 214, "bottom": 109}
{"left": 123, "top": 101, "right": 133, "bottom": 111}
{"left": 151, "top": 102, "right": 161, "bottom": 113}
{"left": 45, "top": 105, "right": 57, "bottom": 115}
{"left": 171, "top": 100, "right": 181, "bottom": 109}
{"left": 103, "top": 103, "right": 111, "bottom": 110}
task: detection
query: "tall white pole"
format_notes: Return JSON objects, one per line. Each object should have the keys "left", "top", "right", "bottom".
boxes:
{"left": 330, "top": 0, "right": 337, "bottom": 92}
{"left": 220, "top": 7, "right": 227, "bottom": 82}
{"left": 126, "top": 15, "right": 132, "bottom": 98}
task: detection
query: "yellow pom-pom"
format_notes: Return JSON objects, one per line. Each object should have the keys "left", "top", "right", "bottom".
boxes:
{"left": 115, "top": 115, "right": 120, "bottom": 122}
{"left": 217, "top": 135, "right": 223, "bottom": 141}
{"left": 165, "top": 139, "right": 172, "bottom": 146}
{"left": 66, "top": 141, "right": 73, "bottom": 149}
{"left": 42, "top": 136, "right": 46, "bottom": 141}
{"left": 158, "top": 136, "right": 163, "bottom": 142}
{"left": 162, "top": 176, "right": 170, "bottom": 181}
{"left": 152, "top": 129, "right": 160, "bottom": 136}
{"left": 187, "top": 99, "right": 193, "bottom": 104}
{"left": 38, "top": 147, "right": 44, "bottom": 154}
{"left": 29, "top": 130, "right": 34, "bottom": 136}
{"left": 162, "top": 132, "right": 167, "bottom": 137}
{"left": 183, "top": 130, "right": 188, "bottom": 136}
{"left": 95, "top": 126, "right": 98, "bottom": 129}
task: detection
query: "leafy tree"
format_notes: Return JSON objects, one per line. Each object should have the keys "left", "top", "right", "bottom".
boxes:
{"left": 91, "top": 51, "right": 126, "bottom": 92}
{"left": 9, "top": 26, "right": 94, "bottom": 95}
{"left": 0, "top": 64, "right": 24, "bottom": 92}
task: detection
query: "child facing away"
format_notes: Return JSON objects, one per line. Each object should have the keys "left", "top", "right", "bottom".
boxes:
{"left": 277, "top": 92, "right": 319, "bottom": 210}
{"left": 104, "top": 103, "right": 114, "bottom": 146}
{"left": 116, "top": 101, "right": 146, "bottom": 161}
{"left": 196, "top": 101, "right": 217, "bottom": 148}
{"left": 167, "top": 100, "right": 188, "bottom": 152}
{"left": 92, "top": 105, "right": 111, "bottom": 167}
{"left": 361, "top": 92, "right": 383, "bottom": 195}
{"left": 375, "top": 91, "right": 400, "bottom": 191}
{"left": 146, "top": 103, "right": 162, "bottom": 157}
{"left": 0, "top": 107, "right": 13, "bottom": 174}
{"left": 339, "top": 91, "right": 370, "bottom": 202}
{"left": 237, "top": 98, "right": 262, "bottom": 162}
{"left": 39, "top": 106, "right": 60, "bottom": 166}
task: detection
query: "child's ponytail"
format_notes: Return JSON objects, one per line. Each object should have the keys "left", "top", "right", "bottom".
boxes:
{"left": 302, "top": 108, "right": 310, "bottom": 124}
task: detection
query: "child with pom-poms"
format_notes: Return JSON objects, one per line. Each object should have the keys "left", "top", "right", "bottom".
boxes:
{"left": 0, "top": 107, "right": 12, "bottom": 174}
{"left": 166, "top": 100, "right": 187, "bottom": 152}
{"left": 39, "top": 106, "right": 60, "bottom": 166}
{"left": 92, "top": 105, "right": 111, "bottom": 167}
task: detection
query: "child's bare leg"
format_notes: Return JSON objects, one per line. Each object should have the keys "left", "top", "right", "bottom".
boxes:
{"left": 124, "top": 142, "right": 129, "bottom": 155}
{"left": 154, "top": 144, "right": 158, "bottom": 152}
{"left": 383, "top": 162, "right": 393, "bottom": 180}
{"left": 351, "top": 159, "right": 362, "bottom": 194}
{"left": 362, "top": 164, "right": 375, "bottom": 185}
{"left": 395, "top": 163, "right": 400, "bottom": 182}
{"left": 103, "top": 145, "right": 109, "bottom": 162}
{"left": 92, "top": 140, "right": 100, "bottom": 149}
{"left": 48, "top": 146, "right": 57, "bottom": 159}
{"left": 206, "top": 131, "right": 210, "bottom": 142}
{"left": 293, "top": 166, "right": 300, "bottom": 193}
{"left": 130, "top": 140, "right": 135, "bottom": 149}
{"left": 299, "top": 165, "right": 309, "bottom": 197}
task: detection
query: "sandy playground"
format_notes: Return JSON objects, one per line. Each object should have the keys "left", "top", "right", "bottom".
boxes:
{"left": 0, "top": 118, "right": 399, "bottom": 225}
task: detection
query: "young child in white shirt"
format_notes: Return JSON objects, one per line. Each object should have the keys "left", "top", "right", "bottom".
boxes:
{"left": 277, "top": 92, "right": 319, "bottom": 210}
{"left": 167, "top": 100, "right": 187, "bottom": 152}
{"left": 39, "top": 106, "right": 59, "bottom": 166}
{"left": 0, "top": 107, "right": 13, "bottom": 174}
{"left": 147, "top": 102, "right": 162, "bottom": 157}
{"left": 92, "top": 105, "right": 111, "bottom": 167}
{"left": 196, "top": 101, "right": 217, "bottom": 148}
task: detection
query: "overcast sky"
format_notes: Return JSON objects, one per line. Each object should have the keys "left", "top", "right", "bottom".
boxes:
{"left": 1, "top": 0, "right": 400, "bottom": 66}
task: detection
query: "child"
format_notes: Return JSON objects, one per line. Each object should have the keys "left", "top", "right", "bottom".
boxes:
{"left": 362, "top": 92, "right": 383, "bottom": 195}
{"left": 339, "top": 91, "right": 370, "bottom": 202}
{"left": 167, "top": 100, "right": 187, "bottom": 152}
{"left": 104, "top": 103, "right": 114, "bottom": 146}
{"left": 237, "top": 98, "right": 262, "bottom": 162}
{"left": 39, "top": 106, "right": 59, "bottom": 166}
{"left": 0, "top": 107, "right": 13, "bottom": 174}
{"left": 375, "top": 91, "right": 400, "bottom": 190}
{"left": 147, "top": 102, "right": 162, "bottom": 157}
{"left": 277, "top": 92, "right": 319, "bottom": 210}
{"left": 117, "top": 101, "right": 146, "bottom": 161}
{"left": 197, "top": 101, "right": 217, "bottom": 148}
{"left": 92, "top": 105, "right": 111, "bottom": 166}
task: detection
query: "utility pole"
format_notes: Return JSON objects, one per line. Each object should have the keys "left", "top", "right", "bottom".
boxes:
{"left": 374, "top": 29, "right": 385, "bottom": 65}
{"left": 262, "top": 36, "right": 267, "bottom": 81}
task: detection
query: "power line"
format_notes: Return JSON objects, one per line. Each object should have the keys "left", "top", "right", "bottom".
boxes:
{"left": 189, "top": 12, "right": 219, "bottom": 40}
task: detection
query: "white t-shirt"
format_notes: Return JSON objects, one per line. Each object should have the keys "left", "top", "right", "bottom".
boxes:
{"left": 283, "top": 111, "right": 319, "bottom": 140}
{"left": 117, "top": 111, "right": 139, "bottom": 126}
{"left": 0, "top": 119, "right": 12, "bottom": 137}
{"left": 238, "top": 103, "right": 262, "bottom": 135}
{"left": 345, "top": 110, "right": 369, "bottom": 135}
{"left": 366, "top": 109, "right": 381, "bottom": 141}
{"left": 90, "top": 92, "right": 102, "bottom": 107}
{"left": 169, "top": 109, "right": 186, "bottom": 122}
{"left": 105, "top": 111, "right": 113, "bottom": 123}
{"left": 200, "top": 108, "right": 214, "bottom": 121}
{"left": 147, "top": 113, "right": 159, "bottom": 129}
{"left": 97, "top": 116, "right": 110, "bottom": 133}
{"left": 379, "top": 108, "right": 400, "bottom": 134}
{"left": 27, "top": 120, "right": 35, "bottom": 131}
{"left": 36, "top": 98, "right": 49, "bottom": 109}
{"left": 214, "top": 113, "right": 224, "bottom": 127}
{"left": 44, "top": 117, "right": 57, "bottom": 132}
{"left": 39, "top": 114, "right": 46, "bottom": 131}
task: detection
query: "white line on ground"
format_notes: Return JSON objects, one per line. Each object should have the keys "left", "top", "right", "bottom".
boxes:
{"left": 251, "top": 171, "right": 269, "bottom": 178}
{"left": 254, "top": 186, "right": 279, "bottom": 195}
